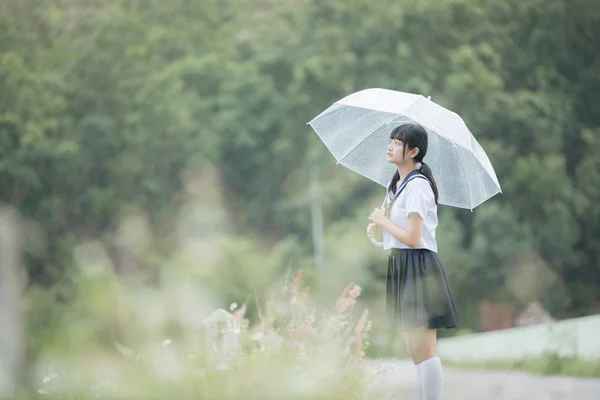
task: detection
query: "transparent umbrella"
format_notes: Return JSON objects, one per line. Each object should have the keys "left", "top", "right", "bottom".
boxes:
{"left": 307, "top": 88, "right": 501, "bottom": 210}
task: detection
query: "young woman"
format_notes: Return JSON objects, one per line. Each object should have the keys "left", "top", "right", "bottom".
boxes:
{"left": 367, "top": 123, "right": 459, "bottom": 400}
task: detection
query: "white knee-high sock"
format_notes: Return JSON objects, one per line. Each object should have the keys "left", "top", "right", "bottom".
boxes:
{"left": 419, "top": 356, "right": 443, "bottom": 400}
{"left": 415, "top": 362, "right": 422, "bottom": 400}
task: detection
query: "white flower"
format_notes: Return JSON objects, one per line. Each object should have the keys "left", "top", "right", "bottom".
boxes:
{"left": 229, "top": 302, "right": 238, "bottom": 311}
{"left": 162, "top": 338, "right": 172, "bottom": 346}
{"left": 42, "top": 373, "right": 58, "bottom": 384}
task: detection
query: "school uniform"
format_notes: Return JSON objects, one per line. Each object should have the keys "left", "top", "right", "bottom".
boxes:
{"left": 381, "top": 170, "right": 459, "bottom": 331}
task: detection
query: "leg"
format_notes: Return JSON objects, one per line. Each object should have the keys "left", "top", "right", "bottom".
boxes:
{"left": 406, "top": 329, "right": 442, "bottom": 400}
{"left": 403, "top": 334, "right": 415, "bottom": 360}
{"left": 402, "top": 332, "right": 419, "bottom": 400}
{"left": 406, "top": 328, "right": 437, "bottom": 364}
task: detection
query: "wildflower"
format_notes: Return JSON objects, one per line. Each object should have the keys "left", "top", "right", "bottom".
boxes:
{"left": 230, "top": 302, "right": 238, "bottom": 311}
{"left": 353, "top": 309, "right": 371, "bottom": 357}
{"left": 336, "top": 283, "right": 362, "bottom": 312}
{"left": 42, "top": 373, "right": 58, "bottom": 384}
{"left": 233, "top": 304, "right": 246, "bottom": 324}
{"left": 289, "top": 269, "right": 304, "bottom": 295}
{"left": 348, "top": 284, "right": 362, "bottom": 300}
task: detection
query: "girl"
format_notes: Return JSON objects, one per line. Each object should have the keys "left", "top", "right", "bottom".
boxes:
{"left": 367, "top": 123, "right": 459, "bottom": 400}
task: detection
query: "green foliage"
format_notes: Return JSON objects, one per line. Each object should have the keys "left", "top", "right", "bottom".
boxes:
{"left": 446, "top": 352, "right": 600, "bottom": 378}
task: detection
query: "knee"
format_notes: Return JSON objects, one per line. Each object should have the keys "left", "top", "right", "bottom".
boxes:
{"left": 411, "top": 346, "right": 436, "bottom": 365}
{"left": 405, "top": 346, "right": 414, "bottom": 360}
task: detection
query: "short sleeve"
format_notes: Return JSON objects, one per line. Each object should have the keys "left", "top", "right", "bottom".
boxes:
{"left": 404, "top": 179, "right": 434, "bottom": 219}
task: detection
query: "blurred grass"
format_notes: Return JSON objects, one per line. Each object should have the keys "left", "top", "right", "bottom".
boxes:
{"left": 21, "top": 257, "right": 379, "bottom": 399}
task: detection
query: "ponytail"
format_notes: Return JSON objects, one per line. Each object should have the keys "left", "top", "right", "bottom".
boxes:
{"left": 419, "top": 162, "right": 439, "bottom": 204}
{"left": 388, "top": 170, "right": 400, "bottom": 193}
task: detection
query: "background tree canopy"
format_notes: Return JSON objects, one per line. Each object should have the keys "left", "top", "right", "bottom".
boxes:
{"left": 1, "top": 0, "right": 599, "bottom": 346}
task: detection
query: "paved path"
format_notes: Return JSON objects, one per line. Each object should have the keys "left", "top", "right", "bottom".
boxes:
{"left": 363, "top": 359, "right": 600, "bottom": 399}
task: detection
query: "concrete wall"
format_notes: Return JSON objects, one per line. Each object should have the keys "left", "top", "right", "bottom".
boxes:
{"left": 438, "top": 314, "right": 600, "bottom": 361}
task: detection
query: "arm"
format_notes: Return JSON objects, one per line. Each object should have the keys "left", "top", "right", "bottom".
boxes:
{"left": 374, "top": 224, "right": 384, "bottom": 242}
{"left": 380, "top": 213, "right": 424, "bottom": 248}
{"left": 369, "top": 179, "right": 431, "bottom": 248}
{"left": 367, "top": 188, "right": 389, "bottom": 245}
{"left": 367, "top": 222, "right": 384, "bottom": 242}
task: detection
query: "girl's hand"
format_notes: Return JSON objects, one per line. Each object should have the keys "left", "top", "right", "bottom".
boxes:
{"left": 369, "top": 208, "right": 388, "bottom": 226}
{"left": 366, "top": 223, "right": 377, "bottom": 238}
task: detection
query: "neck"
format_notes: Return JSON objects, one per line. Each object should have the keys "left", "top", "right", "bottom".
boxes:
{"left": 396, "top": 163, "right": 418, "bottom": 184}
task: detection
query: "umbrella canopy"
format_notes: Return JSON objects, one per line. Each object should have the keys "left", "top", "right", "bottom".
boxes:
{"left": 308, "top": 88, "right": 501, "bottom": 210}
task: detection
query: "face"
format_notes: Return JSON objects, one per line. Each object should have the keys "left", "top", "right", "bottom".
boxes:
{"left": 387, "top": 139, "right": 411, "bottom": 164}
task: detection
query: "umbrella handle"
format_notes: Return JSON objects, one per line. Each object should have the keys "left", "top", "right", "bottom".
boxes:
{"left": 370, "top": 237, "right": 383, "bottom": 247}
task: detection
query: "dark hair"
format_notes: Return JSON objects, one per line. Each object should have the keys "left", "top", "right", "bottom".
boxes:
{"left": 388, "top": 123, "right": 439, "bottom": 203}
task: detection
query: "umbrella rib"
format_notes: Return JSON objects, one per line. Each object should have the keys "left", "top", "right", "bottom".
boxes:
{"left": 456, "top": 146, "right": 473, "bottom": 210}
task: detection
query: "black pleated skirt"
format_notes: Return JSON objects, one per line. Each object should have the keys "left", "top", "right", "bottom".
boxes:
{"left": 386, "top": 248, "right": 460, "bottom": 330}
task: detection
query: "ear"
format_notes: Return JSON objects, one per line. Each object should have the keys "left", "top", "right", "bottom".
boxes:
{"left": 409, "top": 147, "right": 420, "bottom": 159}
